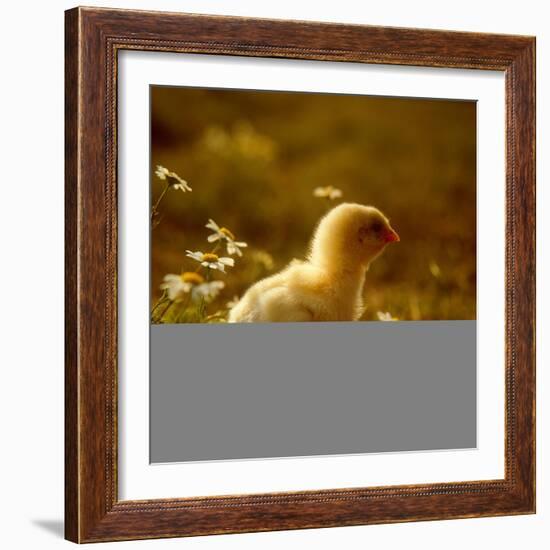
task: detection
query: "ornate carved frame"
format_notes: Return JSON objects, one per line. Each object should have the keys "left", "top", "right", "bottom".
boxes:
{"left": 65, "top": 7, "right": 535, "bottom": 542}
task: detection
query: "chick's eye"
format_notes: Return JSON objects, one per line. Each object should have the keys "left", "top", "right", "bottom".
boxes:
{"left": 371, "top": 222, "right": 382, "bottom": 232}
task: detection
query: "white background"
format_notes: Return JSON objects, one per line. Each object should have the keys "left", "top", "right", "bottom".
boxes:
{"left": 0, "top": 1, "right": 546, "bottom": 549}
{"left": 119, "top": 52, "right": 505, "bottom": 499}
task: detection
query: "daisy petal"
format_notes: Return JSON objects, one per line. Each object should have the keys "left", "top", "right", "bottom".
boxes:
{"left": 206, "top": 219, "right": 220, "bottom": 231}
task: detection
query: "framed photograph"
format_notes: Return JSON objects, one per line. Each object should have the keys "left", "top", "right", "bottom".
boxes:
{"left": 65, "top": 7, "right": 536, "bottom": 543}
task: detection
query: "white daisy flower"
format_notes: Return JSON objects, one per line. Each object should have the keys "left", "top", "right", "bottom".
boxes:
{"left": 377, "top": 311, "right": 398, "bottom": 322}
{"left": 185, "top": 250, "right": 235, "bottom": 272}
{"left": 193, "top": 281, "right": 225, "bottom": 302}
{"left": 160, "top": 272, "right": 204, "bottom": 302}
{"left": 155, "top": 165, "right": 192, "bottom": 192}
{"left": 205, "top": 219, "right": 248, "bottom": 257}
{"left": 226, "top": 295, "right": 240, "bottom": 309}
{"left": 226, "top": 239, "right": 248, "bottom": 257}
{"left": 313, "top": 185, "right": 343, "bottom": 200}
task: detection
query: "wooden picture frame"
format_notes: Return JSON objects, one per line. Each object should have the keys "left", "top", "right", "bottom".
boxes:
{"left": 65, "top": 6, "right": 536, "bottom": 543}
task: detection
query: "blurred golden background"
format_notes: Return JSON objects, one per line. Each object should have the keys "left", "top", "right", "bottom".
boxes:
{"left": 151, "top": 86, "right": 476, "bottom": 322}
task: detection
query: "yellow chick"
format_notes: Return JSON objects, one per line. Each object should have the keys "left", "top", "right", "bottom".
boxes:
{"left": 228, "top": 203, "right": 400, "bottom": 323}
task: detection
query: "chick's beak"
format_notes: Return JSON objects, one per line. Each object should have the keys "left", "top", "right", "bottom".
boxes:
{"left": 384, "top": 227, "right": 400, "bottom": 243}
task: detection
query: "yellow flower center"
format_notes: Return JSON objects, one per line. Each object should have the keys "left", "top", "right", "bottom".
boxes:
{"left": 220, "top": 227, "right": 236, "bottom": 240}
{"left": 201, "top": 253, "right": 219, "bottom": 262}
{"left": 180, "top": 272, "right": 204, "bottom": 285}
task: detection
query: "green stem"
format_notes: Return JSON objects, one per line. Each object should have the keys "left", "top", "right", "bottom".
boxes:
{"left": 151, "top": 291, "right": 168, "bottom": 318}
{"left": 151, "top": 184, "right": 169, "bottom": 222}
{"left": 174, "top": 294, "right": 193, "bottom": 323}
{"left": 156, "top": 299, "right": 174, "bottom": 322}
{"left": 198, "top": 268, "right": 211, "bottom": 320}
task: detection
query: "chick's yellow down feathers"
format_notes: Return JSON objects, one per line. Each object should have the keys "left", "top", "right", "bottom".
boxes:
{"left": 228, "top": 203, "right": 399, "bottom": 323}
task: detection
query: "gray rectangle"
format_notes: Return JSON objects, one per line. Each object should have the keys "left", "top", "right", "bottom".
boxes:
{"left": 150, "top": 321, "right": 476, "bottom": 463}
